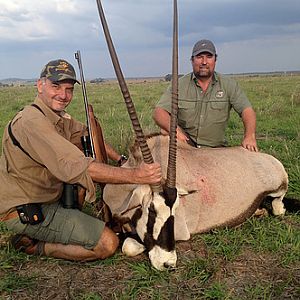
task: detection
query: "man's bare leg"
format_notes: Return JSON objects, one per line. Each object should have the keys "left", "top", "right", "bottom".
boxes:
{"left": 44, "top": 226, "right": 119, "bottom": 261}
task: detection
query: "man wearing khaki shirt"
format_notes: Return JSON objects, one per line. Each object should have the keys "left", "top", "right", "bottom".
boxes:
{"left": 0, "top": 59, "right": 162, "bottom": 261}
{"left": 154, "top": 39, "right": 258, "bottom": 152}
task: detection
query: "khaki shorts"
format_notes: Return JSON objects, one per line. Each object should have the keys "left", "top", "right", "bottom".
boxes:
{"left": 5, "top": 202, "right": 105, "bottom": 250}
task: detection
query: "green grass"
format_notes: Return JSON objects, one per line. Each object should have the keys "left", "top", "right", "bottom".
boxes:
{"left": 0, "top": 75, "right": 299, "bottom": 299}
{"left": 0, "top": 273, "right": 37, "bottom": 294}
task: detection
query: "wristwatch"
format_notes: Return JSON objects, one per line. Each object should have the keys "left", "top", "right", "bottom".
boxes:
{"left": 117, "top": 154, "right": 128, "bottom": 166}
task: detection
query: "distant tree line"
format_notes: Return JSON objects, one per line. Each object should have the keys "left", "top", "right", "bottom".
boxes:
{"left": 90, "top": 78, "right": 106, "bottom": 83}
{"left": 164, "top": 74, "right": 184, "bottom": 81}
{"left": 0, "top": 82, "right": 11, "bottom": 87}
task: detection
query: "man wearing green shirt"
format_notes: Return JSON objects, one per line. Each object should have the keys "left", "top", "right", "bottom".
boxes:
{"left": 153, "top": 39, "right": 258, "bottom": 152}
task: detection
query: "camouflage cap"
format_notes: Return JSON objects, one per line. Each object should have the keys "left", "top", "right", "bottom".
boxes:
{"left": 40, "top": 59, "right": 80, "bottom": 84}
{"left": 192, "top": 39, "right": 216, "bottom": 57}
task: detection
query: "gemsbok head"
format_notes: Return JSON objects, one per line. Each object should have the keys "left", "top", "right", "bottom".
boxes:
{"left": 96, "top": 0, "right": 180, "bottom": 270}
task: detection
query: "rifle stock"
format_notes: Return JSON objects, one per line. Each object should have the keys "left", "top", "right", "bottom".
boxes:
{"left": 83, "top": 105, "right": 111, "bottom": 222}
{"left": 87, "top": 107, "right": 111, "bottom": 222}
{"left": 88, "top": 104, "right": 108, "bottom": 164}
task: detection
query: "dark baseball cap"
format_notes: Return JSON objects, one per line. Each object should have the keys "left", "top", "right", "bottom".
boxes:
{"left": 192, "top": 39, "right": 216, "bottom": 57}
{"left": 40, "top": 59, "right": 79, "bottom": 84}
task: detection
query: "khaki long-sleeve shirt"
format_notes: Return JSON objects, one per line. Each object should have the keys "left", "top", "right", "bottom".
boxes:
{"left": 0, "top": 97, "right": 95, "bottom": 215}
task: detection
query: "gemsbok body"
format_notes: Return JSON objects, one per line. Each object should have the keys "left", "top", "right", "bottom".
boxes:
{"left": 104, "top": 134, "right": 288, "bottom": 245}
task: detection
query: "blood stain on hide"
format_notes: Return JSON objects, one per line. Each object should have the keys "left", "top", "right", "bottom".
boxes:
{"left": 197, "top": 175, "right": 216, "bottom": 205}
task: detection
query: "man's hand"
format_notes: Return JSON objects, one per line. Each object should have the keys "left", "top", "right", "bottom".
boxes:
{"left": 134, "top": 162, "right": 162, "bottom": 184}
{"left": 241, "top": 107, "right": 258, "bottom": 152}
{"left": 154, "top": 108, "right": 188, "bottom": 143}
{"left": 176, "top": 127, "right": 189, "bottom": 143}
{"left": 89, "top": 161, "right": 162, "bottom": 185}
{"left": 242, "top": 135, "right": 258, "bottom": 152}
{"left": 161, "top": 127, "right": 189, "bottom": 143}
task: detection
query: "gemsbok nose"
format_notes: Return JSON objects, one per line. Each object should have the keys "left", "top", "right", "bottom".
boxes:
{"left": 164, "top": 262, "right": 176, "bottom": 270}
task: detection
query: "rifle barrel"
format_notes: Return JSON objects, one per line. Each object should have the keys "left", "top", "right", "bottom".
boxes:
{"left": 75, "top": 50, "right": 96, "bottom": 158}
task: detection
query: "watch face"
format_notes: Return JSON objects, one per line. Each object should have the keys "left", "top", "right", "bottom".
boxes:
{"left": 118, "top": 155, "right": 128, "bottom": 166}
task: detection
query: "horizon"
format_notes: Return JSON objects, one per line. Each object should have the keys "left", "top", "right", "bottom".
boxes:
{"left": 1, "top": 69, "right": 300, "bottom": 83}
{"left": 1, "top": 1, "right": 300, "bottom": 79}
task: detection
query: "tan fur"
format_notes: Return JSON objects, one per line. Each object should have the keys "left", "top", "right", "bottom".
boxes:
{"left": 104, "top": 135, "right": 288, "bottom": 241}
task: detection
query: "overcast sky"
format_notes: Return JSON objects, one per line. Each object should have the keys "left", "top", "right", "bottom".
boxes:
{"left": 1, "top": 0, "right": 300, "bottom": 80}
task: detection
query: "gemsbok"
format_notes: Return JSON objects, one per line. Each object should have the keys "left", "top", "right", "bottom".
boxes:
{"left": 96, "top": 0, "right": 289, "bottom": 270}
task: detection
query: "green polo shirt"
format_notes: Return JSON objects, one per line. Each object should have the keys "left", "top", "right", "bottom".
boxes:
{"left": 156, "top": 72, "right": 252, "bottom": 147}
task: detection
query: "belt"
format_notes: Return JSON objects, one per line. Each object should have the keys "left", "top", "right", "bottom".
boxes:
{"left": 0, "top": 210, "right": 19, "bottom": 222}
{"left": 187, "top": 139, "right": 203, "bottom": 148}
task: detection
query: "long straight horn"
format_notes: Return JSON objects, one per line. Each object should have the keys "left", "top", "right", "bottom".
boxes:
{"left": 95, "top": 0, "right": 162, "bottom": 192}
{"left": 166, "top": 0, "right": 179, "bottom": 189}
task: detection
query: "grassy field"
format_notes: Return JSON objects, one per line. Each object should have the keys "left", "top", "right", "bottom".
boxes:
{"left": 0, "top": 75, "right": 299, "bottom": 299}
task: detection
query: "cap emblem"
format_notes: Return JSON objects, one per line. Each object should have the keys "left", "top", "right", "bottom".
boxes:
{"left": 56, "top": 61, "right": 72, "bottom": 74}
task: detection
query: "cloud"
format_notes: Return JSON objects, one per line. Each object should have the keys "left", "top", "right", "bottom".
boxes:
{"left": 0, "top": 0, "right": 300, "bottom": 79}
{"left": 0, "top": 1, "right": 95, "bottom": 42}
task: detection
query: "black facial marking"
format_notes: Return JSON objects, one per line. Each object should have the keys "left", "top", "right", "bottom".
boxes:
{"left": 143, "top": 202, "right": 157, "bottom": 250}
{"left": 161, "top": 186, "right": 177, "bottom": 208}
{"left": 156, "top": 216, "right": 175, "bottom": 251}
{"left": 131, "top": 207, "right": 143, "bottom": 228}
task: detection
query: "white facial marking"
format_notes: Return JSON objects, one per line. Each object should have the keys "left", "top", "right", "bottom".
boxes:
{"left": 171, "top": 193, "right": 180, "bottom": 215}
{"left": 152, "top": 193, "right": 171, "bottom": 240}
{"left": 122, "top": 237, "right": 146, "bottom": 257}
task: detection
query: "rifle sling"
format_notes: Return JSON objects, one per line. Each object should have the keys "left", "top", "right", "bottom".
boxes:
{"left": 8, "top": 104, "right": 46, "bottom": 167}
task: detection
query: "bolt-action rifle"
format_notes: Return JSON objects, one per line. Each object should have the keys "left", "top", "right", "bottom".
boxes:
{"left": 75, "top": 50, "right": 108, "bottom": 164}
{"left": 74, "top": 51, "right": 110, "bottom": 219}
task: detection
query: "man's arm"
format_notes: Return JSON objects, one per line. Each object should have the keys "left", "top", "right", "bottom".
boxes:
{"left": 104, "top": 142, "right": 127, "bottom": 165}
{"left": 153, "top": 107, "right": 189, "bottom": 142}
{"left": 153, "top": 107, "right": 171, "bottom": 134}
{"left": 241, "top": 107, "right": 258, "bottom": 152}
{"left": 88, "top": 161, "right": 162, "bottom": 185}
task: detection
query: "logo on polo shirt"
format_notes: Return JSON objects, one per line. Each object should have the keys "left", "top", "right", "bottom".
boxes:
{"left": 215, "top": 90, "right": 225, "bottom": 98}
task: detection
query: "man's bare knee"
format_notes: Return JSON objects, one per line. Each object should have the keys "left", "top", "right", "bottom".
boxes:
{"left": 94, "top": 226, "right": 119, "bottom": 259}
